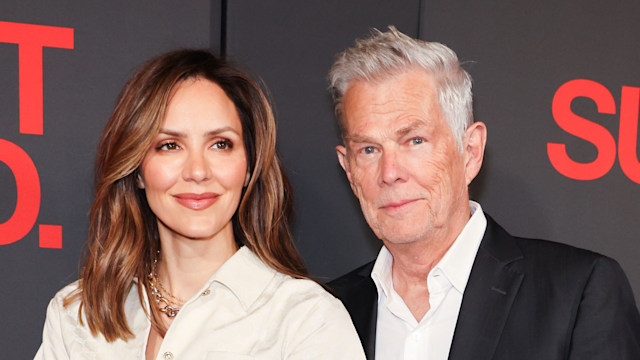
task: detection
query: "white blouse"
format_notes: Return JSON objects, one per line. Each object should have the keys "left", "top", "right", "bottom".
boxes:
{"left": 35, "top": 247, "right": 365, "bottom": 359}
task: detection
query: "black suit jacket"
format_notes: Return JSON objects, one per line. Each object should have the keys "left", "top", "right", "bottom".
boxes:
{"left": 329, "top": 216, "right": 640, "bottom": 359}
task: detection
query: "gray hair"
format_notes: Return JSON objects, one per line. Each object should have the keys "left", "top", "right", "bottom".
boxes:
{"left": 328, "top": 26, "right": 473, "bottom": 151}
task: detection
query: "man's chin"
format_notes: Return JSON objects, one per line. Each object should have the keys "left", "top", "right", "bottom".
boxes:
{"left": 380, "top": 231, "right": 427, "bottom": 246}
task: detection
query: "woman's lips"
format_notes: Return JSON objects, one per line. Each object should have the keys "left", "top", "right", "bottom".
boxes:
{"left": 173, "top": 193, "right": 219, "bottom": 210}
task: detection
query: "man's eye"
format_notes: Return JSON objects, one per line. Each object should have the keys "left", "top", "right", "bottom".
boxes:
{"left": 158, "top": 142, "right": 179, "bottom": 151}
{"left": 213, "top": 140, "right": 233, "bottom": 150}
{"left": 362, "top": 146, "right": 376, "bottom": 154}
{"left": 410, "top": 137, "right": 424, "bottom": 145}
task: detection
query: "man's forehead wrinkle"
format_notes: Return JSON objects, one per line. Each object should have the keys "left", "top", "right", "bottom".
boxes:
{"left": 348, "top": 96, "right": 431, "bottom": 127}
{"left": 342, "top": 69, "right": 441, "bottom": 147}
{"left": 349, "top": 94, "right": 408, "bottom": 119}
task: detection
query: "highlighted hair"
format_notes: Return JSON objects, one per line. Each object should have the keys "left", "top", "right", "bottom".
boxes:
{"left": 65, "top": 50, "right": 307, "bottom": 341}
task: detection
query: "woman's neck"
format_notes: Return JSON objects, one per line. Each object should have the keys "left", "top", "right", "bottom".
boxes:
{"left": 155, "top": 222, "right": 239, "bottom": 303}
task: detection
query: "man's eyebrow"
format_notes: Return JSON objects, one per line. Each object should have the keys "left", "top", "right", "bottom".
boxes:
{"left": 395, "top": 120, "right": 425, "bottom": 138}
{"left": 344, "top": 120, "right": 427, "bottom": 143}
{"left": 344, "top": 133, "right": 374, "bottom": 143}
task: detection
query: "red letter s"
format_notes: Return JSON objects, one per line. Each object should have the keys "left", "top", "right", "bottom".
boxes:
{"left": 547, "top": 79, "right": 617, "bottom": 180}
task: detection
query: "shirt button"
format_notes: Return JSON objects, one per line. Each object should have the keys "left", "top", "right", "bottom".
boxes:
{"left": 201, "top": 289, "right": 211, "bottom": 296}
{"left": 163, "top": 352, "right": 174, "bottom": 360}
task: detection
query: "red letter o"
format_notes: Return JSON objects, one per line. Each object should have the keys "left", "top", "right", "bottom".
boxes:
{"left": 0, "top": 139, "right": 41, "bottom": 245}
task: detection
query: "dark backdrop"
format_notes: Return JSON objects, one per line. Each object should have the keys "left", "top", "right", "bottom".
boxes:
{"left": 1, "top": 1, "right": 638, "bottom": 357}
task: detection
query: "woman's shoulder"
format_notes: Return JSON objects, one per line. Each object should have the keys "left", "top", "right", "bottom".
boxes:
{"left": 53, "top": 280, "right": 81, "bottom": 299}
{"left": 49, "top": 280, "right": 81, "bottom": 306}
{"left": 276, "top": 275, "right": 328, "bottom": 294}
{"left": 272, "top": 275, "right": 346, "bottom": 313}
{"left": 37, "top": 280, "right": 148, "bottom": 358}
{"left": 238, "top": 248, "right": 354, "bottom": 324}
{"left": 240, "top": 247, "right": 341, "bottom": 307}
{"left": 45, "top": 280, "right": 83, "bottom": 323}
{"left": 269, "top": 275, "right": 366, "bottom": 358}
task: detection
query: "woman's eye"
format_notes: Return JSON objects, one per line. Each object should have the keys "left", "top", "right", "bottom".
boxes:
{"left": 213, "top": 139, "right": 233, "bottom": 150}
{"left": 410, "top": 137, "right": 424, "bottom": 145}
{"left": 158, "top": 142, "right": 180, "bottom": 151}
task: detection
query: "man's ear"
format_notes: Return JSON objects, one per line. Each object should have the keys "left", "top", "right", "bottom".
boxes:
{"left": 136, "top": 172, "right": 145, "bottom": 189}
{"left": 336, "top": 145, "right": 358, "bottom": 197}
{"left": 463, "top": 121, "right": 487, "bottom": 186}
{"left": 336, "top": 145, "right": 350, "bottom": 179}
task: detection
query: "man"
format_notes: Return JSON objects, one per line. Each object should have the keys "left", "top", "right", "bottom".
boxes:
{"left": 327, "top": 27, "right": 640, "bottom": 360}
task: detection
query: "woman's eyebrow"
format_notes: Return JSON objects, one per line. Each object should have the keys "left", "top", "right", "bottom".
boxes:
{"left": 158, "top": 126, "right": 240, "bottom": 138}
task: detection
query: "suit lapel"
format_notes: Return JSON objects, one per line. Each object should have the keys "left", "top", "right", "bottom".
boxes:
{"left": 351, "top": 264, "right": 378, "bottom": 359}
{"left": 448, "top": 217, "right": 524, "bottom": 360}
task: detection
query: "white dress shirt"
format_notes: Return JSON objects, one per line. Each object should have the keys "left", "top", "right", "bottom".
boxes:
{"left": 35, "top": 246, "right": 365, "bottom": 360}
{"left": 372, "top": 201, "right": 487, "bottom": 360}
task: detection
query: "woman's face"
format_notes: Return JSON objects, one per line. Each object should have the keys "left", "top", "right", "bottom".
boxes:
{"left": 138, "top": 77, "right": 247, "bottom": 242}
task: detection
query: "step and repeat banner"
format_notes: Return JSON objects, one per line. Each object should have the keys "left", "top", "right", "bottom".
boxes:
{"left": 1, "top": 1, "right": 638, "bottom": 357}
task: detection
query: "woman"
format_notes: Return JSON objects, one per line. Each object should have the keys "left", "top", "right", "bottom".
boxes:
{"left": 35, "top": 50, "right": 365, "bottom": 359}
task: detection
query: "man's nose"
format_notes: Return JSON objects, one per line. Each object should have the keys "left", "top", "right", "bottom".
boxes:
{"left": 379, "top": 149, "right": 407, "bottom": 185}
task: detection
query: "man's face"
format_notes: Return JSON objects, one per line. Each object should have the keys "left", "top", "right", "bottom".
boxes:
{"left": 337, "top": 68, "right": 481, "bottom": 246}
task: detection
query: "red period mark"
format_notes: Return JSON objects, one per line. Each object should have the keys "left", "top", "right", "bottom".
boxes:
{"left": 0, "top": 21, "right": 74, "bottom": 247}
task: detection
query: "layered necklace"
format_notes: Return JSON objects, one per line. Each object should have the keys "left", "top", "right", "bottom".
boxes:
{"left": 147, "top": 254, "right": 185, "bottom": 318}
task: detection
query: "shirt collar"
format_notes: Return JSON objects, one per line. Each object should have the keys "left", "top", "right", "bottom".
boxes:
{"left": 371, "top": 201, "right": 487, "bottom": 295}
{"left": 371, "top": 246, "right": 394, "bottom": 299}
{"left": 205, "top": 246, "right": 277, "bottom": 311}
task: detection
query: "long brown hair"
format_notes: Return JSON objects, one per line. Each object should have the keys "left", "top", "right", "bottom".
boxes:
{"left": 65, "top": 49, "right": 307, "bottom": 341}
